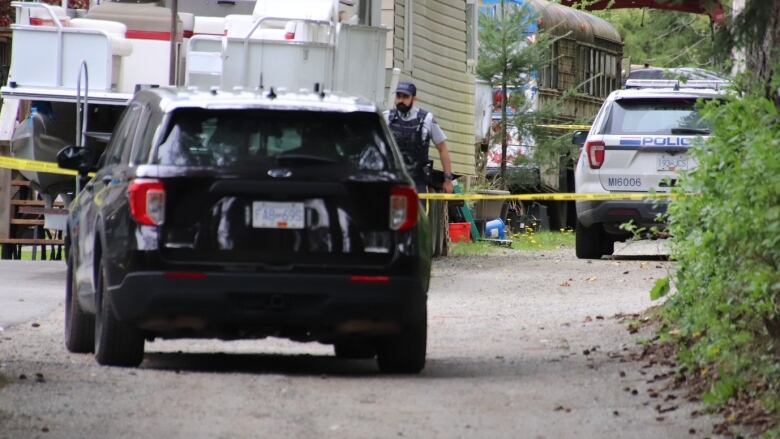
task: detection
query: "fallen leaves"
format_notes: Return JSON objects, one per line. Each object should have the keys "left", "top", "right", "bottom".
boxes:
{"left": 656, "top": 405, "right": 679, "bottom": 414}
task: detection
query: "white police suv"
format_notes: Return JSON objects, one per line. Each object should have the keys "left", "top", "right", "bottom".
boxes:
{"left": 573, "top": 79, "right": 727, "bottom": 259}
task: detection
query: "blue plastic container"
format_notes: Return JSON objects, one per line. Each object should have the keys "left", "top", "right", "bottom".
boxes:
{"left": 484, "top": 218, "right": 506, "bottom": 239}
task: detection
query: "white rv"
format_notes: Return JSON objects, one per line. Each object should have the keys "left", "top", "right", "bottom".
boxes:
{"left": 0, "top": 0, "right": 387, "bottom": 227}
{"left": 1, "top": 0, "right": 473, "bottom": 256}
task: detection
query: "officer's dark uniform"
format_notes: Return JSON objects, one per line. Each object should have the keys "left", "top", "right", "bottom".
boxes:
{"left": 387, "top": 107, "right": 432, "bottom": 193}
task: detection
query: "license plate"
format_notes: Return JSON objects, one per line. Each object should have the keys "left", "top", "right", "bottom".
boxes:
{"left": 252, "top": 201, "right": 305, "bottom": 229}
{"left": 656, "top": 154, "right": 690, "bottom": 171}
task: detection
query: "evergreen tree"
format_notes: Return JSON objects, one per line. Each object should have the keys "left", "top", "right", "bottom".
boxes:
{"left": 476, "top": 0, "right": 550, "bottom": 185}
{"left": 594, "top": 8, "right": 723, "bottom": 71}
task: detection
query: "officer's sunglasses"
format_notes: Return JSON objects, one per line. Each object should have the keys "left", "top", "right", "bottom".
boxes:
{"left": 395, "top": 92, "right": 412, "bottom": 98}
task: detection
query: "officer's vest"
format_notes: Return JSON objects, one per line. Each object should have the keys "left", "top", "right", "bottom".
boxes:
{"left": 388, "top": 108, "right": 431, "bottom": 182}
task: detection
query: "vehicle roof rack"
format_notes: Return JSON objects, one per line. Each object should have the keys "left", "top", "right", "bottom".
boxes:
{"left": 624, "top": 79, "right": 729, "bottom": 91}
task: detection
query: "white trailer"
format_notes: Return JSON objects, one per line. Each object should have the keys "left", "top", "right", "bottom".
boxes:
{"left": 0, "top": 0, "right": 391, "bottom": 254}
{"left": 0, "top": 0, "right": 459, "bottom": 257}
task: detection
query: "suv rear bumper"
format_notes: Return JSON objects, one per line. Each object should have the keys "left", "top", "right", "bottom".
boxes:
{"left": 106, "top": 272, "right": 426, "bottom": 338}
{"left": 576, "top": 199, "right": 669, "bottom": 229}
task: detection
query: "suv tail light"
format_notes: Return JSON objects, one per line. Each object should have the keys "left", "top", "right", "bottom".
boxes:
{"left": 389, "top": 186, "right": 418, "bottom": 231}
{"left": 586, "top": 140, "right": 605, "bottom": 169}
{"left": 128, "top": 179, "right": 165, "bottom": 226}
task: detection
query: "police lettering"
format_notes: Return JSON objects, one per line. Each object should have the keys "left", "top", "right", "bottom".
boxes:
{"left": 641, "top": 137, "right": 691, "bottom": 146}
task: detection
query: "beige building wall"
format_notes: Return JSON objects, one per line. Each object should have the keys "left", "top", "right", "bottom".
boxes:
{"left": 382, "top": 0, "right": 476, "bottom": 177}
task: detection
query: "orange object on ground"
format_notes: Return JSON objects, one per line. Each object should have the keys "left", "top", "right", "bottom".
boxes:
{"left": 449, "top": 222, "right": 471, "bottom": 243}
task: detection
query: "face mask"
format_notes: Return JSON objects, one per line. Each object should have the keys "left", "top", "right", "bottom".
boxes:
{"left": 396, "top": 103, "right": 411, "bottom": 113}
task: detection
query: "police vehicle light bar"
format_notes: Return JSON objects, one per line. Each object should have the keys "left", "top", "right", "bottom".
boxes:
{"left": 625, "top": 79, "right": 729, "bottom": 91}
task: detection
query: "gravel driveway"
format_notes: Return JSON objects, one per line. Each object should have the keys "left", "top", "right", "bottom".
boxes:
{"left": 0, "top": 241, "right": 720, "bottom": 438}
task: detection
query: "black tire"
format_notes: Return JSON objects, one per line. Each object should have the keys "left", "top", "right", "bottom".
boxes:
{"left": 376, "top": 306, "right": 427, "bottom": 374}
{"left": 94, "top": 261, "right": 144, "bottom": 367}
{"left": 575, "top": 219, "right": 605, "bottom": 259}
{"left": 65, "top": 251, "right": 95, "bottom": 353}
{"left": 601, "top": 235, "right": 616, "bottom": 257}
{"left": 334, "top": 340, "right": 376, "bottom": 359}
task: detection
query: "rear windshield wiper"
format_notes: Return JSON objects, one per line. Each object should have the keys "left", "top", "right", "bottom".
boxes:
{"left": 671, "top": 127, "right": 710, "bottom": 135}
{"left": 275, "top": 153, "right": 338, "bottom": 164}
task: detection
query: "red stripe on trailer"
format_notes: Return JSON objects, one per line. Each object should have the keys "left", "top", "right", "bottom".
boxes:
{"left": 126, "top": 30, "right": 176, "bottom": 40}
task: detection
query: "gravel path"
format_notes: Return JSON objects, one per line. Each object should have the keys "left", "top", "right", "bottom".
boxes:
{"left": 0, "top": 241, "right": 720, "bottom": 438}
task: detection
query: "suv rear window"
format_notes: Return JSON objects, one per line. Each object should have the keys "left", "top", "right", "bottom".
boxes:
{"left": 154, "top": 109, "right": 393, "bottom": 171}
{"left": 603, "top": 98, "right": 712, "bottom": 135}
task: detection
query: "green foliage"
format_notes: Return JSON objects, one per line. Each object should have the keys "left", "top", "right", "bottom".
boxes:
{"left": 449, "top": 230, "right": 573, "bottom": 255}
{"left": 507, "top": 228, "right": 574, "bottom": 251}
{"left": 650, "top": 277, "right": 670, "bottom": 301}
{"left": 593, "top": 8, "right": 729, "bottom": 72}
{"left": 476, "top": 2, "right": 548, "bottom": 85}
{"left": 449, "top": 240, "right": 499, "bottom": 257}
{"left": 477, "top": 1, "right": 552, "bottom": 183}
{"left": 478, "top": 2, "right": 597, "bottom": 191}
{"left": 661, "top": 76, "right": 780, "bottom": 421}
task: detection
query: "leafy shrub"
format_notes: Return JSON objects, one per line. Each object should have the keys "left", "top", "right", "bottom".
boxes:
{"left": 661, "top": 82, "right": 780, "bottom": 423}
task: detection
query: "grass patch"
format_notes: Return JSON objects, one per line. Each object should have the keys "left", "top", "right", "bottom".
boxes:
{"left": 508, "top": 229, "right": 574, "bottom": 251}
{"left": 448, "top": 230, "right": 574, "bottom": 256}
{"left": 449, "top": 240, "right": 498, "bottom": 256}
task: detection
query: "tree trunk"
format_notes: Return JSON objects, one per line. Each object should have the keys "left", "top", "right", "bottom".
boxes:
{"left": 500, "top": 78, "right": 508, "bottom": 187}
{"left": 744, "top": 0, "right": 780, "bottom": 109}
{"left": 499, "top": 0, "right": 508, "bottom": 188}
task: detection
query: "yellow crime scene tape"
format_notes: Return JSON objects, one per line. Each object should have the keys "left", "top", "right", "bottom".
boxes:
{"left": 0, "top": 155, "right": 677, "bottom": 201}
{"left": 418, "top": 192, "right": 679, "bottom": 201}
{"left": 537, "top": 124, "right": 592, "bottom": 130}
{"left": 0, "top": 155, "right": 79, "bottom": 177}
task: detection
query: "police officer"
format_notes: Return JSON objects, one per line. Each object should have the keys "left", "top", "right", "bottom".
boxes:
{"left": 384, "top": 81, "right": 454, "bottom": 194}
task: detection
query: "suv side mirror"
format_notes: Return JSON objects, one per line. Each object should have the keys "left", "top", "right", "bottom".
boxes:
{"left": 572, "top": 130, "right": 588, "bottom": 146}
{"left": 57, "top": 145, "right": 91, "bottom": 174}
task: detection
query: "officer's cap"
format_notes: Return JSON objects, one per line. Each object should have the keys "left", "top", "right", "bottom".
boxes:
{"left": 395, "top": 81, "right": 417, "bottom": 97}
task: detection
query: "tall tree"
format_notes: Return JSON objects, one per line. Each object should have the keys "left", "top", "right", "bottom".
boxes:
{"left": 732, "top": 0, "right": 780, "bottom": 108}
{"left": 477, "top": 0, "right": 549, "bottom": 185}
{"left": 594, "top": 8, "right": 723, "bottom": 71}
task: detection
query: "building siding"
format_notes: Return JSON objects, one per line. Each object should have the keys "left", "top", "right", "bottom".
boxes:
{"left": 388, "top": 0, "right": 476, "bottom": 176}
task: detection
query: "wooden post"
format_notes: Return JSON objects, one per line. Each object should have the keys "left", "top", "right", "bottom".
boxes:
{"left": 0, "top": 142, "right": 10, "bottom": 242}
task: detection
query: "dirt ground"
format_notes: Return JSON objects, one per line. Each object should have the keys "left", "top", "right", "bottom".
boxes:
{"left": 0, "top": 241, "right": 722, "bottom": 438}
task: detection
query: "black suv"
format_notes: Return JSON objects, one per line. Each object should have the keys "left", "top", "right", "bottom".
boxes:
{"left": 58, "top": 88, "right": 431, "bottom": 373}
